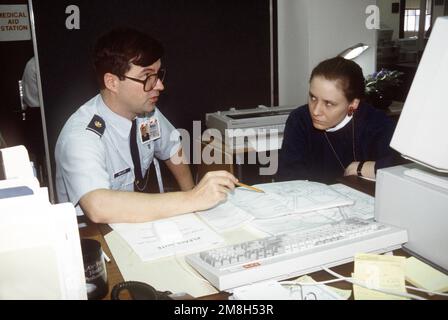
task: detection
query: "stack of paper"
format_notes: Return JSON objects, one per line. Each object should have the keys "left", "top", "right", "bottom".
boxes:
{"left": 197, "top": 180, "right": 354, "bottom": 234}
{"left": 110, "top": 214, "right": 225, "bottom": 262}
{"left": 330, "top": 184, "right": 375, "bottom": 220}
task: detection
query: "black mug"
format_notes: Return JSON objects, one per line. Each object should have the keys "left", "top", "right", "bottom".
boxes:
{"left": 80, "top": 238, "right": 109, "bottom": 300}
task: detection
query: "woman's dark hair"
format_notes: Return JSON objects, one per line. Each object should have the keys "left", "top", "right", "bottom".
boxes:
{"left": 93, "top": 27, "right": 164, "bottom": 90}
{"left": 309, "top": 57, "right": 365, "bottom": 102}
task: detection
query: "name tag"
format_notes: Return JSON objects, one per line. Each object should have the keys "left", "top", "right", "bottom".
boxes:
{"left": 114, "top": 168, "right": 131, "bottom": 178}
{"left": 139, "top": 116, "right": 161, "bottom": 144}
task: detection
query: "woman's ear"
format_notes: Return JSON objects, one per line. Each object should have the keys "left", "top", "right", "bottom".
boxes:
{"left": 348, "top": 99, "right": 360, "bottom": 116}
{"left": 104, "top": 73, "right": 119, "bottom": 93}
{"left": 349, "top": 98, "right": 361, "bottom": 111}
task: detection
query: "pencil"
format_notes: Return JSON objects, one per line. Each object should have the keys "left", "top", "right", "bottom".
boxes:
{"left": 236, "top": 182, "right": 265, "bottom": 193}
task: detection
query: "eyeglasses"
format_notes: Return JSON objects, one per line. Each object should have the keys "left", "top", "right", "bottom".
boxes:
{"left": 123, "top": 68, "right": 166, "bottom": 92}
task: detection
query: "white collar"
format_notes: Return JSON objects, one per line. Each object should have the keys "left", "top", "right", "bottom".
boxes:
{"left": 325, "top": 114, "right": 353, "bottom": 132}
{"left": 96, "top": 94, "right": 133, "bottom": 138}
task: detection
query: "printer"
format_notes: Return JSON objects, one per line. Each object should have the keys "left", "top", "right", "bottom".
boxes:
{"left": 205, "top": 105, "right": 296, "bottom": 151}
{"left": 0, "top": 145, "right": 87, "bottom": 299}
{"left": 206, "top": 105, "right": 296, "bottom": 136}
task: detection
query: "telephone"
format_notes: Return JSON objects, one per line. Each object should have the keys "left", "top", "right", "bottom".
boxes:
{"left": 111, "top": 281, "right": 173, "bottom": 300}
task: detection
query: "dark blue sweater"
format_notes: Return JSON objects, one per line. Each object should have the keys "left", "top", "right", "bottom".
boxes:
{"left": 277, "top": 103, "right": 398, "bottom": 183}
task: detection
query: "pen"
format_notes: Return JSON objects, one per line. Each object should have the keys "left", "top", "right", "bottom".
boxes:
{"left": 102, "top": 250, "right": 111, "bottom": 263}
{"left": 236, "top": 182, "right": 265, "bottom": 193}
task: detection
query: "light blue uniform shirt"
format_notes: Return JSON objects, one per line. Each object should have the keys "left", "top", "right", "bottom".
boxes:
{"left": 55, "top": 94, "right": 181, "bottom": 215}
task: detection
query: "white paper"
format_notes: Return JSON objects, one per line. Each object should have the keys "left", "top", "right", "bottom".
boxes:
{"left": 196, "top": 201, "right": 254, "bottom": 232}
{"left": 252, "top": 208, "right": 346, "bottom": 236}
{"left": 104, "top": 225, "right": 268, "bottom": 298}
{"left": 195, "top": 181, "right": 355, "bottom": 232}
{"left": 228, "top": 188, "right": 292, "bottom": 219}
{"left": 153, "top": 220, "right": 183, "bottom": 244}
{"left": 228, "top": 180, "right": 353, "bottom": 220}
{"left": 231, "top": 281, "right": 292, "bottom": 300}
{"left": 330, "top": 184, "right": 375, "bottom": 220}
{"left": 110, "top": 214, "right": 225, "bottom": 262}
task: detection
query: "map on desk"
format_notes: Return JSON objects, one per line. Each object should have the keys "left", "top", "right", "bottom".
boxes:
{"left": 197, "top": 180, "right": 355, "bottom": 232}
{"left": 105, "top": 181, "right": 375, "bottom": 298}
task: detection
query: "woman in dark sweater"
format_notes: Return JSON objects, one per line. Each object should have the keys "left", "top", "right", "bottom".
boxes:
{"left": 278, "top": 57, "right": 398, "bottom": 183}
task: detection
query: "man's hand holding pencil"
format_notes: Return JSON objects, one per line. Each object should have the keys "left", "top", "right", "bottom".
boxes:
{"left": 188, "top": 171, "right": 238, "bottom": 211}
{"left": 187, "top": 171, "right": 265, "bottom": 212}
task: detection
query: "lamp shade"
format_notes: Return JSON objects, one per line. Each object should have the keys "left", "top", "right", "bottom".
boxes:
{"left": 338, "top": 43, "right": 369, "bottom": 60}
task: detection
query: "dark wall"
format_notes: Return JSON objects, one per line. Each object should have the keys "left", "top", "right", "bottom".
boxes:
{"left": 31, "top": 0, "right": 273, "bottom": 185}
{"left": 0, "top": 0, "right": 34, "bottom": 147}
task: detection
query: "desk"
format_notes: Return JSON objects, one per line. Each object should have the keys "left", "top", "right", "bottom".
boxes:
{"left": 80, "top": 177, "right": 447, "bottom": 300}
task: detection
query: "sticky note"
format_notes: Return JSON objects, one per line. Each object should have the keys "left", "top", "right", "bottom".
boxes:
{"left": 406, "top": 257, "right": 448, "bottom": 293}
{"left": 353, "top": 253, "right": 407, "bottom": 300}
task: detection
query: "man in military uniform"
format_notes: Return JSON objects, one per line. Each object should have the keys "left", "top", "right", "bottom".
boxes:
{"left": 55, "top": 28, "right": 237, "bottom": 224}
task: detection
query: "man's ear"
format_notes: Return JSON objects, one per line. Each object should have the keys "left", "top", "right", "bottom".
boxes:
{"left": 350, "top": 98, "right": 361, "bottom": 111}
{"left": 104, "top": 73, "right": 120, "bottom": 93}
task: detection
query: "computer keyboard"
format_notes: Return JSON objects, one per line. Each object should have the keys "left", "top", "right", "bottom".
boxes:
{"left": 185, "top": 218, "right": 408, "bottom": 290}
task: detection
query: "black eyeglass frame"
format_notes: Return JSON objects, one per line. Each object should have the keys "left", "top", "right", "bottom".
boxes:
{"left": 123, "top": 68, "right": 166, "bottom": 92}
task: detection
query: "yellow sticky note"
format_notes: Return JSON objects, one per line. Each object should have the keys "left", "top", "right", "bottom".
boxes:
{"left": 353, "top": 253, "right": 407, "bottom": 300}
{"left": 406, "top": 257, "right": 448, "bottom": 293}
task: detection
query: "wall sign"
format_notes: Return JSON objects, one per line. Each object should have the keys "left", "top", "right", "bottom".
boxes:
{"left": 0, "top": 5, "right": 31, "bottom": 42}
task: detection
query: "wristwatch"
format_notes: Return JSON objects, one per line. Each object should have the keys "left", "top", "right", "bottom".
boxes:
{"left": 357, "top": 161, "right": 365, "bottom": 177}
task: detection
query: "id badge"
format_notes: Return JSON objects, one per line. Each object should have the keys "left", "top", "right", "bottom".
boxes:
{"left": 139, "top": 116, "right": 161, "bottom": 144}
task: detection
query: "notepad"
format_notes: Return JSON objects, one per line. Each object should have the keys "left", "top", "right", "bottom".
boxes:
{"left": 353, "top": 253, "right": 407, "bottom": 300}
{"left": 405, "top": 257, "right": 448, "bottom": 293}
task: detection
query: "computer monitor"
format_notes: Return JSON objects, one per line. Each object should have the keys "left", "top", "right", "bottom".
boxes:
{"left": 390, "top": 17, "right": 448, "bottom": 173}
{"left": 375, "top": 17, "right": 448, "bottom": 273}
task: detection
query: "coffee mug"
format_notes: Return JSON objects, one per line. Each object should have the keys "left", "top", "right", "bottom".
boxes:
{"left": 80, "top": 238, "right": 108, "bottom": 300}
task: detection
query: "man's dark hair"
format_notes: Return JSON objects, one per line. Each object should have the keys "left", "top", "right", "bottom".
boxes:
{"left": 310, "top": 57, "right": 365, "bottom": 102}
{"left": 93, "top": 27, "right": 164, "bottom": 90}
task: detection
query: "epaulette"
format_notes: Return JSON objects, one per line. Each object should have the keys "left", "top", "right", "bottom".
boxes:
{"left": 86, "top": 114, "right": 106, "bottom": 137}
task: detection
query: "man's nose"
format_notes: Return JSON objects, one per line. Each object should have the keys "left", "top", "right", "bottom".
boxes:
{"left": 154, "top": 78, "right": 164, "bottom": 91}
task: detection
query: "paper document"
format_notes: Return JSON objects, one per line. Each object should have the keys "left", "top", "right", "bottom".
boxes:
{"left": 229, "top": 180, "right": 354, "bottom": 220}
{"left": 104, "top": 225, "right": 265, "bottom": 298}
{"left": 229, "top": 189, "right": 293, "bottom": 219}
{"left": 252, "top": 208, "right": 345, "bottom": 236}
{"left": 330, "top": 184, "right": 375, "bottom": 220}
{"left": 110, "top": 214, "right": 225, "bottom": 262}
{"left": 230, "top": 281, "right": 292, "bottom": 300}
{"left": 195, "top": 181, "right": 354, "bottom": 232}
{"left": 283, "top": 275, "right": 349, "bottom": 300}
{"left": 196, "top": 201, "right": 254, "bottom": 232}
{"left": 293, "top": 275, "right": 352, "bottom": 300}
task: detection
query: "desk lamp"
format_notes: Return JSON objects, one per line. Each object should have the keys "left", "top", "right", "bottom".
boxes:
{"left": 338, "top": 43, "right": 370, "bottom": 60}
